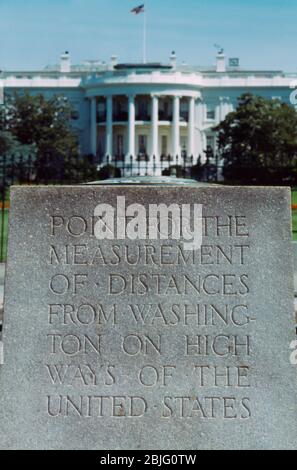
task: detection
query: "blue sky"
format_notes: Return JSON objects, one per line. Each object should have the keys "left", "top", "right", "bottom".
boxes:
{"left": 0, "top": 0, "right": 295, "bottom": 71}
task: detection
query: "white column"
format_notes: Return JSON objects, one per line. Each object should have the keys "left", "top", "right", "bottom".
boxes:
{"left": 151, "top": 94, "right": 159, "bottom": 159}
{"left": 203, "top": 102, "right": 207, "bottom": 123}
{"left": 188, "top": 96, "right": 195, "bottom": 157}
{"left": 201, "top": 132, "right": 207, "bottom": 163}
{"left": 172, "top": 95, "right": 180, "bottom": 160}
{"left": 219, "top": 97, "right": 229, "bottom": 121}
{"left": 196, "top": 98, "right": 205, "bottom": 159}
{"left": 228, "top": 101, "right": 234, "bottom": 114}
{"left": 90, "top": 97, "right": 97, "bottom": 156}
{"left": 223, "top": 98, "right": 228, "bottom": 120}
{"left": 223, "top": 101, "right": 228, "bottom": 119}
{"left": 127, "top": 95, "right": 135, "bottom": 159}
{"left": 105, "top": 95, "right": 113, "bottom": 157}
{"left": 216, "top": 99, "right": 222, "bottom": 124}
{"left": 197, "top": 98, "right": 204, "bottom": 128}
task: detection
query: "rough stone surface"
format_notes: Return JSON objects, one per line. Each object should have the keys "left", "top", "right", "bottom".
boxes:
{"left": 293, "top": 241, "right": 297, "bottom": 295}
{"left": 0, "top": 185, "right": 296, "bottom": 450}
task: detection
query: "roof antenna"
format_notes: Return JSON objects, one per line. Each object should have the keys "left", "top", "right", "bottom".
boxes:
{"left": 214, "top": 44, "right": 224, "bottom": 54}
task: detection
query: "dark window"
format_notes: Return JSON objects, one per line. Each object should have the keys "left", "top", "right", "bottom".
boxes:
{"left": 161, "top": 136, "right": 167, "bottom": 156}
{"left": 71, "top": 110, "right": 79, "bottom": 120}
{"left": 97, "top": 100, "right": 106, "bottom": 121}
{"left": 207, "top": 109, "right": 215, "bottom": 120}
{"left": 116, "top": 134, "right": 124, "bottom": 157}
{"left": 138, "top": 135, "right": 147, "bottom": 156}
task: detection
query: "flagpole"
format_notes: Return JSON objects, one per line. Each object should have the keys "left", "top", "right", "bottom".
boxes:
{"left": 143, "top": 2, "right": 147, "bottom": 64}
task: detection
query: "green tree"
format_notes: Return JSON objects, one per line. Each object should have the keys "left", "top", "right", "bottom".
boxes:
{"left": 215, "top": 93, "right": 297, "bottom": 183}
{"left": 0, "top": 106, "right": 12, "bottom": 154}
{"left": 0, "top": 93, "right": 103, "bottom": 186}
{"left": 7, "top": 92, "right": 78, "bottom": 154}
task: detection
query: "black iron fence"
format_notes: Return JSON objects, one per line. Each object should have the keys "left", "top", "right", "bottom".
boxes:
{"left": 0, "top": 153, "right": 296, "bottom": 261}
{"left": 0, "top": 153, "right": 220, "bottom": 189}
{"left": 101, "top": 154, "right": 210, "bottom": 180}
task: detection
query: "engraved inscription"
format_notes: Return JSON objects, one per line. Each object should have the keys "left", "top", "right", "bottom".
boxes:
{"left": 45, "top": 208, "right": 254, "bottom": 420}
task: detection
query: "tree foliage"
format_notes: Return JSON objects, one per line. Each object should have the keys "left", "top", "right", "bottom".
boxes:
{"left": 1, "top": 92, "right": 79, "bottom": 161}
{"left": 0, "top": 107, "right": 11, "bottom": 154}
{"left": 215, "top": 93, "right": 297, "bottom": 183}
{"left": 0, "top": 92, "right": 108, "bottom": 186}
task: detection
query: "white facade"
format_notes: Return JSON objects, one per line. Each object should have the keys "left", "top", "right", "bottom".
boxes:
{"left": 1, "top": 51, "right": 296, "bottom": 174}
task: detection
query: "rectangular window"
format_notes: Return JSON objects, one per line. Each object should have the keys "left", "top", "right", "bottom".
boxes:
{"left": 161, "top": 136, "right": 167, "bottom": 156}
{"left": 113, "top": 98, "right": 127, "bottom": 122}
{"left": 137, "top": 99, "right": 150, "bottom": 120}
{"left": 116, "top": 135, "right": 124, "bottom": 157}
{"left": 71, "top": 109, "right": 79, "bottom": 120}
{"left": 159, "top": 99, "right": 171, "bottom": 121}
{"left": 180, "top": 101, "right": 189, "bottom": 121}
{"left": 97, "top": 100, "right": 106, "bottom": 122}
{"left": 207, "top": 108, "right": 215, "bottom": 120}
{"left": 180, "top": 136, "right": 187, "bottom": 158}
{"left": 138, "top": 135, "right": 147, "bottom": 157}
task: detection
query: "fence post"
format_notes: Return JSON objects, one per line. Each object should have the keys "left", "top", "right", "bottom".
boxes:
{"left": 153, "top": 155, "right": 156, "bottom": 176}
{"left": 130, "top": 155, "right": 133, "bottom": 177}
{"left": 0, "top": 154, "right": 7, "bottom": 262}
{"left": 215, "top": 153, "right": 219, "bottom": 182}
{"left": 122, "top": 154, "right": 125, "bottom": 177}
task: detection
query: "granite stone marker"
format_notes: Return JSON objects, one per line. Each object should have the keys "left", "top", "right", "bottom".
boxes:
{"left": 0, "top": 185, "right": 296, "bottom": 450}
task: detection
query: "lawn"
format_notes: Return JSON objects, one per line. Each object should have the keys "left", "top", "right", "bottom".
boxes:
{"left": 0, "top": 209, "right": 9, "bottom": 262}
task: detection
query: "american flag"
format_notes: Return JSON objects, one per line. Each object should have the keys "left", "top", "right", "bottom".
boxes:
{"left": 131, "top": 4, "right": 145, "bottom": 14}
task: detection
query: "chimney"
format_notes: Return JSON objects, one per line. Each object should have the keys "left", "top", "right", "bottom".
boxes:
{"left": 170, "top": 51, "right": 177, "bottom": 70}
{"left": 216, "top": 50, "right": 226, "bottom": 73}
{"left": 109, "top": 55, "right": 118, "bottom": 70}
{"left": 60, "top": 51, "right": 71, "bottom": 73}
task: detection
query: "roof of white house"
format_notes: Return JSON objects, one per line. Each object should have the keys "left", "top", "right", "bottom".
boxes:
{"left": 1, "top": 52, "right": 296, "bottom": 88}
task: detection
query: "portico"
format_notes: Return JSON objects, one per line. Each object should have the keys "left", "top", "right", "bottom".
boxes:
{"left": 88, "top": 93, "right": 199, "bottom": 163}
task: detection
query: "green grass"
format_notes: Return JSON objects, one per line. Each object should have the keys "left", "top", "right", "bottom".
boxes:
{"left": 292, "top": 189, "right": 297, "bottom": 205}
{"left": 292, "top": 189, "right": 297, "bottom": 241}
{"left": 0, "top": 209, "right": 9, "bottom": 262}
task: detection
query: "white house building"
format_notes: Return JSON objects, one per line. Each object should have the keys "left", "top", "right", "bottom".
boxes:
{"left": 1, "top": 51, "right": 295, "bottom": 174}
